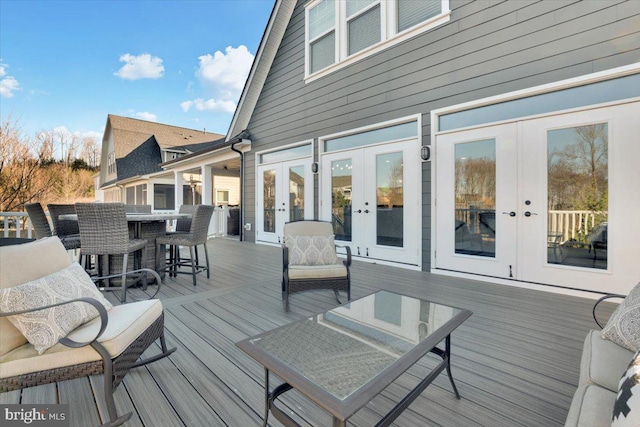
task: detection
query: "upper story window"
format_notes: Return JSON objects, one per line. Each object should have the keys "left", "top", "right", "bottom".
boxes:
{"left": 107, "top": 152, "right": 116, "bottom": 174}
{"left": 305, "top": 0, "right": 450, "bottom": 82}
{"left": 163, "top": 150, "right": 184, "bottom": 162}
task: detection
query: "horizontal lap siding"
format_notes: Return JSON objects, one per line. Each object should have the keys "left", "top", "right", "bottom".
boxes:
{"left": 244, "top": 0, "right": 640, "bottom": 271}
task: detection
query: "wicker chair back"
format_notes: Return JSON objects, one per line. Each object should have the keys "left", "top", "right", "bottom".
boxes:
{"left": 75, "top": 203, "right": 132, "bottom": 255}
{"left": 47, "top": 204, "right": 80, "bottom": 237}
{"left": 189, "top": 205, "right": 214, "bottom": 244}
{"left": 24, "top": 203, "right": 52, "bottom": 239}
{"left": 175, "top": 204, "right": 196, "bottom": 232}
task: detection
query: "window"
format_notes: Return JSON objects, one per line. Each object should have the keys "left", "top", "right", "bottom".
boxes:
{"left": 305, "top": 0, "right": 449, "bottom": 80}
{"left": 163, "top": 150, "right": 183, "bottom": 162}
{"left": 216, "top": 190, "right": 230, "bottom": 206}
{"left": 125, "top": 184, "right": 147, "bottom": 205}
{"left": 107, "top": 152, "right": 116, "bottom": 174}
{"left": 154, "top": 184, "right": 175, "bottom": 210}
{"left": 259, "top": 143, "right": 312, "bottom": 164}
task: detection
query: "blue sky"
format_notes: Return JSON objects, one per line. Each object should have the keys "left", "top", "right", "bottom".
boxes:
{"left": 0, "top": 0, "right": 274, "bottom": 142}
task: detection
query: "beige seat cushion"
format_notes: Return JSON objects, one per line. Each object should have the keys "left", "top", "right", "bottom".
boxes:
{"left": 288, "top": 264, "right": 347, "bottom": 280}
{"left": 0, "top": 299, "right": 162, "bottom": 379}
{"left": 0, "top": 237, "right": 72, "bottom": 356}
{"left": 564, "top": 383, "right": 616, "bottom": 427}
{"left": 580, "top": 329, "right": 634, "bottom": 392}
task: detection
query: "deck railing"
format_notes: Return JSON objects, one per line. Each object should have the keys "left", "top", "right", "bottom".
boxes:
{"left": 1, "top": 205, "right": 236, "bottom": 239}
{"left": 547, "top": 210, "right": 606, "bottom": 243}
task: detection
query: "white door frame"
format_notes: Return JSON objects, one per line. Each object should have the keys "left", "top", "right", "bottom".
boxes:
{"left": 433, "top": 100, "right": 640, "bottom": 294}
{"left": 256, "top": 157, "right": 313, "bottom": 244}
{"left": 319, "top": 138, "right": 421, "bottom": 266}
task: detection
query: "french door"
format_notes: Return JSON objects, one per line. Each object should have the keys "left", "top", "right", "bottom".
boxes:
{"left": 320, "top": 140, "right": 420, "bottom": 266}
{"left": 257, "top": 158, "right": 313, "bottom": 244}
{"left": 435, "top": 101, "right": 640, "bottom": 294}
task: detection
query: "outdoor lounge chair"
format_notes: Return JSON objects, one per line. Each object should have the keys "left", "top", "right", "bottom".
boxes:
{"left": 0, "top": 236, "right": 175, "bottom": 427}
{"left": 281, "top": 220, "right": 351, "bottom": 311}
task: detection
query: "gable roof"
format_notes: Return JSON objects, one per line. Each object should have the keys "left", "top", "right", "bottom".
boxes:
{"left": 107, "top": 114, "right": 224, "bottom": 158}
{"left": 226, "top": 0, "right": 294, "bottom": 140}
{"left": 102, "top": 115, "right": 225, "bottom": 186}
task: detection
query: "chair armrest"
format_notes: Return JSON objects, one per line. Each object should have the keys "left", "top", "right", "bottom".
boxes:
{"left": 92, "top": 268, "right": 162, "bottom": 300}
{"left": 336, "top": 244, "right": 352, "bottom": 267}
{"left": 282, "top": 244, "right": 289, "bottom": 269}
{"left": 0, "top": 297, "right": 109, "bottom": 348}
{"left": 593, "top": 293, "right": 626, "bottom": 328}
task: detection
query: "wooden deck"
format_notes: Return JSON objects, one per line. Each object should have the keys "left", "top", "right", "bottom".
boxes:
{"left": 0, "top": 238, "right": 614, "bottom": 426}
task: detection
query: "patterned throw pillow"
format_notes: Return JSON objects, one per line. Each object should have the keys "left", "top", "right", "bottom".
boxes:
{"left": 602, "top": 282, "right": 640, "bottom": 352}
{"left": 286, "top": 235, "right": 339, "bottom": 266}
{"left": 612, "top": 351, "right": 640, "bottom": 426}
{"left": 0, "top": 262, "right": 113, "bottom": 354}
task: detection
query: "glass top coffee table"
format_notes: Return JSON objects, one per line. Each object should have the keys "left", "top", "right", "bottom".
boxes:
{"left": 236, "top": 291, "right": 472, "bottom": 427}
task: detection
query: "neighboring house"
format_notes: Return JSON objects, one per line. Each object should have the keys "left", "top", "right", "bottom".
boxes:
{"left": 219, "top": 0, "right": 640, "bottom": 296}
{"left": 97, "top": 114, "right": 239, "bottom": 209}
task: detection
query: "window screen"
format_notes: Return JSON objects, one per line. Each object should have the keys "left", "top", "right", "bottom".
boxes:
{"left": 348, "top": 5, "right": 381, "bottom": 55}
{"left": 398, "top": 0, "right": 441, "bottom": 33}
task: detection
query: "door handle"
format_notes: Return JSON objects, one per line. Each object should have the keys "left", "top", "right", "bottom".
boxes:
{"left": 524, "top": 211, "right": 538, "bottom": 217}
{"left": 502, "top": 211, "right": 516, "bottom": 217}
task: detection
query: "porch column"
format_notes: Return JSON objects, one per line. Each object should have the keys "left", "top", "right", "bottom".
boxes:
{"left": 201, "top": 165, "right": 213, "bottom": 205}
{"left": 174, "top": 171, "right": 184, "bottom": 210}
{"left": 147, "top": 182, "right": 154, "bottom": 207}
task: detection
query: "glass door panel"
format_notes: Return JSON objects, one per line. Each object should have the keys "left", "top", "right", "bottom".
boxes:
{"left": 454, "top": 139, "right": 496, "bottom": 258}
{"left": 364, "top": 142, "right": 419, "bottom": 264}
{"left": 435, "top": 123, "right": 518, "bottom": 278}
{"left": 520, "top": 102, "right": 639, "bottom": 293}
{"left": 376, "top": 152, "right": 403, "bottom": 247}
{"left": 546, "top": 123, "right": 608, "bottom": 269}
{"left": 263, "top": 169, "right": 276, "bottom": 233}
{"left": 331, "top": 159, "right": 353, "bottom": 242}
{"left": 289, "top": 165, "right": 305, "bottom": 222}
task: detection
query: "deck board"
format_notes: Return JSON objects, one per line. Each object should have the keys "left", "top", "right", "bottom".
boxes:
{"left": 4, "top": 237, "right": 617, "bottom": 426}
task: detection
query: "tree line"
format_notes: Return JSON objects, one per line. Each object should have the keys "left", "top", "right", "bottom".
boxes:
{"left": 0, "top": 117, "right": 100, "bottom": 213}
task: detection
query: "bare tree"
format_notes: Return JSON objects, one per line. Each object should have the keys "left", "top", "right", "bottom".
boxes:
{"left": 0, "top": 118, "right": 49, "bottom": 212}
{"left": 548, "top": 124, "right": 608, "bottom": 212}
{"left": 80, "top": 136, "right": 101, "bottom": 167}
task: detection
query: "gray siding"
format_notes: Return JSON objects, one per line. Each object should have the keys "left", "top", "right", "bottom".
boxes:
{"left": 245, "top": 0, "right": 640, "bottom": 270}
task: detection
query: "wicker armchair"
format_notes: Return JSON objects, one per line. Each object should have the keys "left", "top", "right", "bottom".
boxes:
{"left": 282, "top": 220, "right": 351, "bottom": 311}
{"left": 76, "top": 203, "right": 148, "bottom": 302}
{"left": 155, "top": 204, "right": 214, "bottom": 286}
{"left": 47, "top": 203, "right": 82, "bottom": 250}
{"left": 0, "top": 237, "right": 176, "bottom": 427}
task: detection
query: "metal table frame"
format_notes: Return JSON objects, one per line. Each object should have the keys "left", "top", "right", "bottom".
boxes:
{"left": 237, "top": 291, "right": 472, "bottom": 427}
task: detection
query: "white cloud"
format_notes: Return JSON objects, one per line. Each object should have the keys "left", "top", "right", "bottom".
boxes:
{"left": 180, "top": 98, "right": 236, "bottom": 114}
{"left": 114, "top": 53, "right": 164, "bottom": 80}
{"left": 52, "top": 126, "right": 102, "bottom": 142}
{"left": 180, "top": 45, "right": 254, "bottom": 115}
{"left": 136, "top": 111, "right": 158, "bottom": 122}
{"left": 197, "top": 45, "right": 253, "bottom": 96}
{"left": 0, "top": 61, "right": 21, "bottom": 98}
